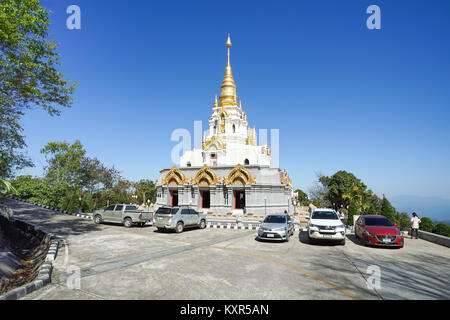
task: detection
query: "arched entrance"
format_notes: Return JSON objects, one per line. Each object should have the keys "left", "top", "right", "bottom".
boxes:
{"left": 225, "top": 164, "right": 255, "bottom": 210}
{"left": 193, "top": 165, "right": 217, "bottom": 209}
{"left": 162, "top": 166, "right": 186, "bottom": 207}
{"left": 234, "top": 189, "right": 245, "bottom": 209}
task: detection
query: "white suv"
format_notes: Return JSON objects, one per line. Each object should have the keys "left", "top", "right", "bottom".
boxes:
{"left": 306, "top": 208, "right": 346, "bottom": 245}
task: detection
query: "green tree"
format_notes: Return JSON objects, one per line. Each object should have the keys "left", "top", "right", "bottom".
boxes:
{"left": 11, "top": 175, "right": 68, "bottom": 207}
{"left": 134, "top": 179, "right": 156, "bottom": 205}
{"left": 294, "top": 189, "right": 310, "bottom": 206}
{"left": 311, "top": 198, "right": 328, "bottom": 208}
{"left": 347, "top": 199, "right": 358, "bottom": 226}
{"left": 324, "top": 171, "right": 367, "bottom": 211}
{"left": 0, "top": 0, "right": 76, "bottom": 177}
{"left": 420, "top": 217, "right": 435, "bottom": 232}
{"left": 396, "top": 212, "right": 411, "bottom": 231}
{"left": 41, "top": 140, "right": 86, "bottom": 188}
{"left": 433, "top": 223, "right": 450, "bottom": 237}
{"left": 81, "top": 194, "right": 94, "bottom": 213}
{"left": 380, "top": 195, "right": 396, "bottom": 223}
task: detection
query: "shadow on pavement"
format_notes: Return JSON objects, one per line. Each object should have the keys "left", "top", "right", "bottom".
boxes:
{"left": 346, "top": 233, "right": 402, "bottom": 250}
{"left": 298, "top": 230, "right": 343, "bottom": 246}
{"left": 5, "top": 199, "right": 103, "bottom": 238}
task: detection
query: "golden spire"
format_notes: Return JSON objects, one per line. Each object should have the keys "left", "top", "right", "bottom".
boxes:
{"left": 219, "top": 34, "right": 237, "bottom": 106}
{"left": 214, "top": 95, "right": 218, "bottom": 108}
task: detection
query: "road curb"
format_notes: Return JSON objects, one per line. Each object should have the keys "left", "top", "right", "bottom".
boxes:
{"left": 206, "top": 221, "right": 301, "bottom": 231}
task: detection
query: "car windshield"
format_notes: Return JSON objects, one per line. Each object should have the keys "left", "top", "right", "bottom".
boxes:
{"left": 156, "top": 207, "right": 178, "bottom": 215}
{"left": 312, "top": 211, "right": 338, "bottom": 219}
{"left": 365, "top": 217, "right": 393, "bottom": 226}
{"left": 264, "top": 215, "right": 286, "bottom": 224}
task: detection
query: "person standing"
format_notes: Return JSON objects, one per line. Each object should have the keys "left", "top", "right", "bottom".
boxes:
{"left": 410, "top": 212, "right": 421, "bottom": 239}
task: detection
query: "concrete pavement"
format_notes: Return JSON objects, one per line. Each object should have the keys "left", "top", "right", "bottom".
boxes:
{"left": 3, "top": 199, "right": 449, "bottom": 300}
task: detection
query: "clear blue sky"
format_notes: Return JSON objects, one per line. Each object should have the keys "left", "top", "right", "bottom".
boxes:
{"left": 19, "top": 0, "right": 450, "bottom": 213}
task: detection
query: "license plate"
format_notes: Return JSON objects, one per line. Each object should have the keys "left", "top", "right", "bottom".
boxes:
{"left": 382, "top": 238, "right": 391, "bottom": 243}
{"left": 323, "top": 234, "right": 332, "bottom": 239}
{"left": 267, "top": 234, "right": 274, "bottom": 238}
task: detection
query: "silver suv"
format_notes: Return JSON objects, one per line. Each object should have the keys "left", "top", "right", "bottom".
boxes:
{"left": 153, "top": 206, "right": 207, "bottom": 233}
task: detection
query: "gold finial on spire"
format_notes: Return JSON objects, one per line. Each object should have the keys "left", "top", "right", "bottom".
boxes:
{"left": 219, "top": 34, "right": 237, "bottom": 106}
{"left": 226, "top": 34, "right": 232, "bottom": 48}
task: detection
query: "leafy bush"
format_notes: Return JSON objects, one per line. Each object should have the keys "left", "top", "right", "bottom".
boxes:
{"left": 395, "top": 212, "right": 411, "bottom": 231}
{"left": 433, "top": 223, "right": 450, "bottom": 237}
{"left": 420, "top": 217, "right": 435, "bottom": 232}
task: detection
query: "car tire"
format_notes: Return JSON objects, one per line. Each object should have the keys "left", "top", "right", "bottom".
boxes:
{"left": 176, "top": 222, "right": 184, "bottom": 233}
{"left": 307, "top": 232, "right": 315, "bottom": 244}
{"left": 94, "top": 215, "right": 102, "bottom": 224}
{"left": 340, "top": 239, "right": 346, "bottom": 246}
{"left": 285, "top": 234, "right": 290, "bottom": 242}
{"left": 124, "top": 218, "right": 133, "bottom": 228}
{"left": 156, "top": 227, "right": 164, "bottom": 232}
{"left": 199, "top": 220, "right": 206, "bottom": 229}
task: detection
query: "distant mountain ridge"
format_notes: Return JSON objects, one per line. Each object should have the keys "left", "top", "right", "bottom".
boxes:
{"left": 390, "top": 195, "right": 450, "bottom": 223}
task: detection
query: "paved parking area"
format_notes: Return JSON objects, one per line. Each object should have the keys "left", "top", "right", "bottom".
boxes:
{"left": 4, "top": 199, "right": 450, "bottom": 300}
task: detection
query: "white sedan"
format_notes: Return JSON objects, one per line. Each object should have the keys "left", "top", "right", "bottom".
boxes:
{"left": 306, "top": 209, "right": 346, "bottom": 245}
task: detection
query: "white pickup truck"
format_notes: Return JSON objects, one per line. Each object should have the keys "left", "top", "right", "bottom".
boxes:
{"left": 93, "top": 204, "right": 152, "bottom": 228}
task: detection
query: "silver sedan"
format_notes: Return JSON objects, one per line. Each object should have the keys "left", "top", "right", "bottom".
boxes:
{"left": 257, "top": 214, "right": 295, "bottom": 242}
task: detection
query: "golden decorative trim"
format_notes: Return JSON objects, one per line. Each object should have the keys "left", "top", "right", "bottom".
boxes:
{"left": 202, "top": 135, "right": 226, "bottom": 150}
{"left": 280, "top": 169, "right": 293, "bottom": 189}
{"left": 192, "top": 165, "right": 218, "bottom": 186}
{"left": 162, "top": 166, "right": 186, "bottom": 186}
{"left": 224, "top": 164, "right": 256, "bottom": 186}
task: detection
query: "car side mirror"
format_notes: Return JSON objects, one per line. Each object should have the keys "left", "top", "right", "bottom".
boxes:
{"left": 305, "top": 216, "right": 310, "bottom": 220}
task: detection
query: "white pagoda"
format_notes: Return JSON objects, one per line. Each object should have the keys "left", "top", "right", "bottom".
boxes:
{"left": 155, "top": 35, "right": 293, "bottom": 215}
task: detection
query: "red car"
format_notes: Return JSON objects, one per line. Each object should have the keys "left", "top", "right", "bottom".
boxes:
{"left": 354, "top": 215, "right": 404, "bottom": 248}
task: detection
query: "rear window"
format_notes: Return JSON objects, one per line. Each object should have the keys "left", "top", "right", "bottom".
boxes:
{"left": 264, "top": 215, "right": 286, "bottom": 224}
{"left": 125, "top": 206, "right": 137, "bottom": 211}
{"left": 312, "top": 211, "right": 338, "bottom": 220}
{"left": 156, "top": 207, "right": 178, "bottom": 215}
{"left": 365, "top": 217, "right": 393, "bottom": 226}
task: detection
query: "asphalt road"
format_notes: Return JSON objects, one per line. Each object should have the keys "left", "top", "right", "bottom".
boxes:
{"left": 3, "top": 199, "right": 450, "bottom": 300}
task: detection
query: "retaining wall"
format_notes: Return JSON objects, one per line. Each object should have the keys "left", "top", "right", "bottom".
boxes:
{"left": 0, "top": 202, "right": 58, "bottom": 300}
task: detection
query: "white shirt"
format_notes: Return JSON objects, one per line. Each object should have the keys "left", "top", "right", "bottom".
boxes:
{"left": 411, "top": 216, "right": 421, "bottom": 229}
